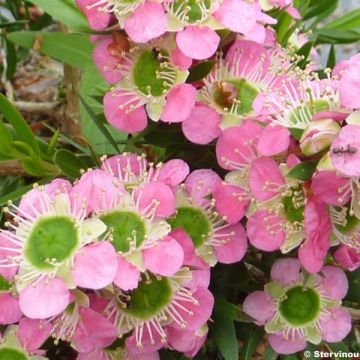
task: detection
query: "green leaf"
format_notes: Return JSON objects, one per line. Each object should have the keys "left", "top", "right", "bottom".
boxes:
{"left": 27, "top": 0, "right": 90, "bottom": 32}
{"left": 263, "top": 347, "right": 278, "bottom": 360}
{"left": 304, "top": 0, "right": 337, "bottom": 20}
{"left": 79, "top": 93, "right": 121, "bottom": 153}
{"left": 7, "top": 31, "right": 94, "bottom": 69}
{"left": 326, "top": 45, "right": 336, "bottom": 69}
{"left": 54, "top": 149, "right": 87, "bottom": 179}
{"left": 324, "top": 8, "right": 360, "bottom": 31}
{"left": 215, "top": 298, "right": 253, "bottom": 323}
{"left": 0, "top": 119, "right": 13, "bottom": 155}
{"left": 213, "top": 311, "right": 238, "bottom": 360}
{"left": 316, "top": 29, "right": 360, "bottom": 44}
{"left": 346, "top": 267, "right": 360, "bottom": 302}
{"left": 241, "top": 327, "right": 264, "bottom": 360}
{"left": 296, "top": 41, "right": 314, "bottom": 69}
{"left": 187, "top": 61, "right": 216, "bottom": 83}
{"left": 0, "top": 93, "right": 39, "bottom": 156}
{"left": 5, "top": 38, "right": 17, "bottom": 80}
{"left": 286, "top": 161, "right": 318, "bottom": 181}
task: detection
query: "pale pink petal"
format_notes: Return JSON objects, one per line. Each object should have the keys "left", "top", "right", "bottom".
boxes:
{"left": 243, "top": 291, "right": 276, "bottom": 325}
{"left": 144, "top": 236, "right": 184, "bottom": 276}
{"left": 0, "top": 293, "right": 22, "bottom": 325}
{"left": 0, "top": 234, "right": 19, "bottom": 280}
{"left": 257, "top": 126, "right": 290, "bottom": 156}
{"left": 182, "top": 104, "right": 222, "bottom": 144}
{"left": 124, "top": 3, "right": 167, "bottom": 43}
{"left": 247, "top": 210, "right": 285, "bottom": 251}
{"left": 321, "top": 266, "right": 348, "bottom": 300}
{"left": 126, "top": 326, "right": 164, "bottom": 354}
{"left": 269, "top": 333, "right": 307, "bottom": 355}
{"left": 76, "top": 0, "right": 111, "bottom": 30}
{"left": 114, "top": 256, "right": 140, "bottom": 291}
{"left": 319, "top": 308, "right": 352, "bottom": 343}
{"left": 176, "top": 26, "right": 220, "bottom": 60}
{"left": 135, "top": 182, "right": 175, "bottom": 218}
{"left": 72, "top": 242, "right": 118, "bottom": 289}
{"left": 161, "top": 84, "right": 196, "bottom": 123}
{"left": 271, "top": 258, "right": 301, "bottom": 286}
{"left": 213, "top": 224, "right": 248, "bottom": 264}
{"left": 104, "top": 91, "right": 148, "bottom": 133}
{"left": 167, "top": 327, "right": 206, "bottom": 357}
{"left": 157, "top": 159, "right": 190, "bottom": 187}
{"left": 249, "top": 157, "right": 285, "bottom": 201}
{"left": 18, "top": 318, "right": 52, "bottom": 353}
{"left": 243, "top": 23, "right": 266, "bottom": 44}
{"left": 286, "top": 6, "right": 301, "bottom": 19}
{"left": 19, "top": 277, "right": 70, "bottom": 319}
{"left": 340, "top": 59, "right": 360, "bottom": 109}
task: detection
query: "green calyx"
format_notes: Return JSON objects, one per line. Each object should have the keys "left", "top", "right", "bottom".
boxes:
{"left": 133, "top": 50, "right": 173, "bottom": 97}
{"left": 124, "top": 273, "right": 172, "bottom": 320}
{"left": 172, "top": 0, "right": 211, "bottom": 23}
{"left": 168, "top": 207, "right": 212, "bottom": 248}
{"left": 24, "top": 216, "right": 78, "bottom": 270}
{"left": 213, "top": 79, "right": 258, "bottom": 116}
{"left": 100, "top": 211, "right": 146, "bottom": 253}
{"left": 289, "top": 99, "right": 329, "bottom": 126}
{"left": 0, "top": 274, "right": 11, "bottom": 292}
{"left": 282, "top": 185, "right": 305, "bottom": 223}
{"left": 0, "top": 348, "right": 28, "bottom": 360}
{"left": 279, "top": 286, "right": 320, "bottom": 326}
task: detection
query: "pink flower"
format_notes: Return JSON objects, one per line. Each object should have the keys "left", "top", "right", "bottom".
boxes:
{"left": 334, "top": 245, "right": 360, "bottom": 271}
{"left": 243, "top": 259, "right": 351, "bottom": 354}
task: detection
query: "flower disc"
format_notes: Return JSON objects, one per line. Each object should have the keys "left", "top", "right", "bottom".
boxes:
{"left": 0, "top": 348, "right": 27, "bottom": 360}
{"left": 171, "top": 0, "right": 212, "bottom": 23}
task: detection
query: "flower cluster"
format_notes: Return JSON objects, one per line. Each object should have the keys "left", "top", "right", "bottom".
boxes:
{"left": 0, "top": 153, "right": 250, "bottom": 358}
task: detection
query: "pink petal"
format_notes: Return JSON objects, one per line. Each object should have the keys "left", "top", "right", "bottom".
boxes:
{"left": 334, "top": 245, "right": 360, "bottom": 272}
{"left": 257, "top": 125, "right": 290, "bottom": 156}
{"left": 247, "top": 210, "right": 286, "bottom": 251}
{"left": 104, "top": 90, "right": 148, "bottom": 133}
{"left": 214, "top": 0, "right": 257, "bottom": 34}
{"left": 243, "top": 291, "right": 275, "bottom": 325}
{"left": 0, "top": 234, "right": 19, "bottom": 280}
{"left": 126, "top": 326, "right": 164, "bottom": 354}
{"left": 161, "top": 84, "right": 196, "bottom": 123}
{"left": 171, "top": 47, "right": 192, "bottom": 71}
{"left": 157, "top": 159, "right": 190, "bottom": 187}
{"left": 135, "top": 182, "right": 175, "bottom": 218}
{"left": 268, "top": 333, "right": 307, "bottom": 355}
{"left": 124, "top": 3, "right": 167, "bottom": 43}
{"left": 176, "top": 26, "right": 220, "bottom": 60}
{"left": 319, "top": 308, "right": 352, "bottom": 343}
{"left": 144, "top": 236, "right": 184, "bottom": 276}
{"left": 182, "top": 104, "right": 222, "bottom": 144}
{"left": 114, "top": 256, "right": 140, "bottom": 291}
{"left": 311, "top": 171, "right": 351, "bottom": 206}
{"left": 213, "top": 223, "right": 248, "bottom": 264}
{"left": 213, "top": 183, "right": 249, "bottom": 223}
{"left": 75, "top": 0, "right": 111, "bottom": 30}
{"left": 243, "top": 23, "right": 266, "bottom": 44}
{"left": 321, "top": 266, "right": 348, "bottom": 300}
{"left": 271, "top": 258, "right": 301, "bottom": 286}
{"left": 72, "top": 242, "right": 118, "bottom": 290}
{"left": 286, "top": 6, "right": 301, "bottom": 19}
{"left": 340, "top": 59, "right": 360, "bottom": 109}
{"left": 19, "top": 277, "right": 70, "bottom": 319}
{"left": 167, "top": 327, "right": 206, "bottom": 357}
{"left": 0, "top": 293, "right": 22, "bottom": 325}
{"left": 249, "top": 157, "right": 285, "bottom": 201}
{"left": 18, "top": 318, "right": 52, "bottom": 353}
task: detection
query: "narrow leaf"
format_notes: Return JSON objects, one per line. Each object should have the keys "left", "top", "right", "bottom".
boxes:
{"left": 286, "top": 161, "right": 318, "bottom": 181}
{"left": 54, "top": 149, "right": 87, "bottom": 179}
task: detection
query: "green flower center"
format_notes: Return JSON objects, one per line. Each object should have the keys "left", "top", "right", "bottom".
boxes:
{"left": 168, "top": 207, "right": 212, "bottom": 248}
{"left": 0, "top": 349, "right": 27, "bottom": 360}
{"left": 100, "top": 211, "right": 146, "bottom": 253}
{"left": 335, "top": 206, "right": 360, "bottom": 235}
{"left": 281, "top": 185, "right": 305, "bottom": 223}
{"left": 289, "top": 99, "right": 329, "bottom": 126}
{"left": 171, "top": 0, "right": 212, "bottom": 23}
{"left": 213, "top": 80, "right": 258, "bottom": 116}
{"left": 279, "top": 286, "right": 320, "bottom": 326}
{"left": 124, "top": 273, "right": 172, "bottom": 320}
{"left": 0, "top": 275, "right": 11, "bottom": 293}
{"left": 24, "top": 216, "right": 78, "bottom": 270}
{"left": 133, "top": 50, "right": 175, "bottom": 97}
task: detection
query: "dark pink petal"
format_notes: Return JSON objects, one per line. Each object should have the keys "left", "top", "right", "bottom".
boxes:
{"left": 269, "top": 333, "right": 307, "bottom": 355}
{"left": 76, "top": 0, "right": 111, "bottom": 30}
{"left": 247, "top": 210, "right": 286, "bottom": 251}
{"left": 114, "top": 256, "right": 140, "bottom": 291}
{"left": 334, "top": 245, "right": 360, "bottom": 272}
{"left": 271, "top": 258, "right": 301, "bottom": 286}
{"left": 213, "top": 224, "right": 248, "bottom": 264}
{"left": 72, "top": 242, "right": 118, "bottom": 289}
{"left": 157, "top": 159, "right": 190, "bottom": 187}
{"left": 243, "top": 291, "right": 275, "bottom": 325}
{"left": 0, "top": 293, "right": 22, "bottom": 325}
{"left": 124, "top": 3, "right": 167, "bottom": 43}
{"left": 19, "top": 277, "right": 70, "bottom": 319}
{"left": 18, "top": 318, "right": 52, "bottom": 353}
{"left": 104, "top": 91, "right": 148, "bottom": 133}
{"left": 213, "top": 183, "right": 249, "bottom": 223}
{"left": 319, "top": 308, "right": 352, "bottom": 343}
{"left": 171, "top": 46, "right": 192, "bottom": 71}
{"left": 182, "top": 104, "right": 222, "bottom": 144}
{"left": 135, "top": 182, "right": 175, "bottom": 218}
{"left": 176, "top": 26, "right": 220, "bottom": 60}
{"left": 161, "top": 84, "right": 196, "bottom": 123}
{"left": 144, "top": 236, "right": 184, "bottom": 276}
{"left": 249, "top": 157, "right": 285, "bottom": 201}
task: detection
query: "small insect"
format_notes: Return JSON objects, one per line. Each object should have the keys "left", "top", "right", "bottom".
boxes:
{"left": 332, "top": 145, "right": 358, "bottom": 155}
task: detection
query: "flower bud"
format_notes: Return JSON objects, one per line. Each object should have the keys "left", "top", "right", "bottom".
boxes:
{"left": 300, "top": 119, "right": 341, "bottom": 156}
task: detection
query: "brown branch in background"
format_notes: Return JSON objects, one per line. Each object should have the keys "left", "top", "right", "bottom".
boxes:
{"left": 0, "top": 161, "right": 27, "bottom": 177}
